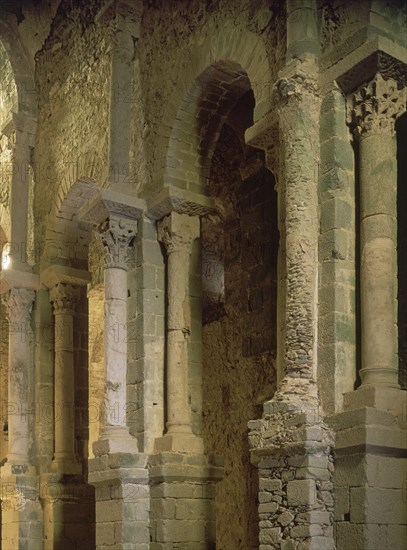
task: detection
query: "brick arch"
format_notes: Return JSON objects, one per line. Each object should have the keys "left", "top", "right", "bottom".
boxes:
{"left": 156, "top": 23, "right": 272, "bottom": 194}
{"left": 49, "top": 150, "right": 108, "bottom": 225}
{"left": 45, "top": 178, "right": 101, "bottom": 268}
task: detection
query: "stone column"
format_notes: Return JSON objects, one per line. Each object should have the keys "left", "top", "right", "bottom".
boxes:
{"left": 2, "top": 287, "right": 35, "bottom": 471}
{"left": 329, "top": 73, "right": 407, "bottom": 550}
{"left": 92, "top": 215, "right": 139, "bottom": 455}
{"left": 248, "top": 61, "right": 335, "bottom": 550}
{"left": 1, "top": 287, "right": 43, "bottom": 550}
{"left": 348, "top": 74, "right": 406, "bottom": 388}
{"left": 277, "top": 73, "right": 320, "bottom": 388}
{"left": 149, "top": 208, "right": 222, "bottom": 549}
{"left": 49, "top": 282, "right": 81, "bottom": 473}
{"left": 154, "top": 211, "right": 203, "bottom": 453}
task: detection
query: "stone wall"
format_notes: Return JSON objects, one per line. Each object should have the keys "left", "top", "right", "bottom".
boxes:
{"left": 34, "top": 0, "right": 112, "bottom": 246}
{"left": 0, "top": 40, "right": 17, "bottom": 130}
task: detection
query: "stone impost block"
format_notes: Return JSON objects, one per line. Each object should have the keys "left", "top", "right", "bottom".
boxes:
{"left": 39, "top": 264, "right": 91, "bottom": 289}
{"left": 0, "top": 269, "right": 40, "bottom": 294}
{"left": 147, "top": 185, "right": 215, "bottom": 220}
{"left": 79, "top": 188, "right": 146, "bottom": 226}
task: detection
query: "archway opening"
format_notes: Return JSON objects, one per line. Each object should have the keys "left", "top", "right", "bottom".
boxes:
{"left": 168, "top": 60, "right": 279, "bottom": 549}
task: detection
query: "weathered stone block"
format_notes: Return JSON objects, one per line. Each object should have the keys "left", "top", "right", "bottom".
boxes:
{"left": 350, "top": 486, "right": 407, "bottom": 524}
{"left": 287, "top": 480, "right": 316, "bottom": 506}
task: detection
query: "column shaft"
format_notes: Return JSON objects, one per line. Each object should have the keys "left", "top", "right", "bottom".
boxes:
{"left": 104, "top": 266, "right": 127, "bottom": 427}
{"left": 360, "top": 134, "right": 398, "bottom": 386}
{"left": 155, "top": 211, "right": 202, "bottom": 453}
{"left": 3, "top": 288, "right": 35, "bottom": 465}
{"left": 277, "top": 75, "right": 320, "bottom": 384}
{"left": 50, "top": 283, "right": 80, "bottom": 472}
{"left": 166, "top": 248, "right": 192, "bottom": 433}
{"left": 92, "top": 215, "right": 138, "bottom": 455}
{"left": 348, "top": 74, "right": 406, "bottom": 388}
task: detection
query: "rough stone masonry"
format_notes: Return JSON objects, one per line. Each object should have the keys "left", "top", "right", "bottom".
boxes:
{"left": 0, "top": 0, "right": 406, "bottom": 549}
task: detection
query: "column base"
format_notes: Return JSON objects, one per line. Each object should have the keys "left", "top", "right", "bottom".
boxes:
{"left": 149, "top": 452, "right": 224, "bottom": 549}
{"left": 327, "top": 389, "right": 407, "bottom": 550}
{"left": 88, "top": 452, "right": 149, "bottom": 549}
{"left": 154, "top": 432, "right": 204, "bottom": 454}
{"left": 359, "top": 366, "right": 400, "bottom": 388}
{"left": 0, "top": 469, "right": 42, "bottom": 549}
{"left": 40, "top": 472, "right": 95, "bottom": 550}
{"left": 93, "top": 426, "right": 139, "bottom": 456}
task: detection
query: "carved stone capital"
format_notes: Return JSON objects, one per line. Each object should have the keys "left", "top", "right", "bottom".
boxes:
{"left": 97, "top": 216, "right": 137, "bottom": 269}
{"left": 157, "top": 212, "right": 200, "bottom": 255}
{"left": 50, "top": 283, "right": 80, "bottom": 315}
{"left": 273, "top": 60, "right": 319, "bottom": 112}
{"left": 2, "top": 287, "right": 35, "bottom": 325}
{"left": 274, "top": 74, "right": 319, "bottom": 107}
{"left": 348, "top": 73, "right": 406, "bottom": 139}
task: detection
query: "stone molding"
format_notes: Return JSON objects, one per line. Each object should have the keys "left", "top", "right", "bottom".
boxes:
{"left": 50, "top": 283, "right": 81, "bottom": 315}
{"left": 348, "top": 73, "right": 406, "bottom": 139}
{"left": 157, "top": 211, "right": 200, "bottom": 255}
{"left": 2, "top": 287, "right": 35, "bottom": 325}
{"left": 96, "top": 215, "right": 137, "bottom": 270}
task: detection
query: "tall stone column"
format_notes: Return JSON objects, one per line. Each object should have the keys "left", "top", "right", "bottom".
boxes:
{"left": 1, "top": 287, "right": 43, "bottom": 549}
{"left": 348, "top": 73, "right": 406, "bottom": 388}
{"left": 148, "top": 206, "right": 222, "bottom": 550}
{"left": 92, "top": 215, "right": 139, "bottom": 455}
{"left": 2, "top": 287, "right": 35, "bottom": 470}
{"left": 247, "top": 61, "right": 335, "bottom": 550}
{"left": 49, "top": 282, "right": 81, "bottom": 473}
{"left": 154, "top": 211, "right": 203, "bottom": 453}
{"left": 79, "top": 191, "right": 149, "bottom": 549}
{"left": 328, "top": 70, "right": 407, "bottom": 550}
